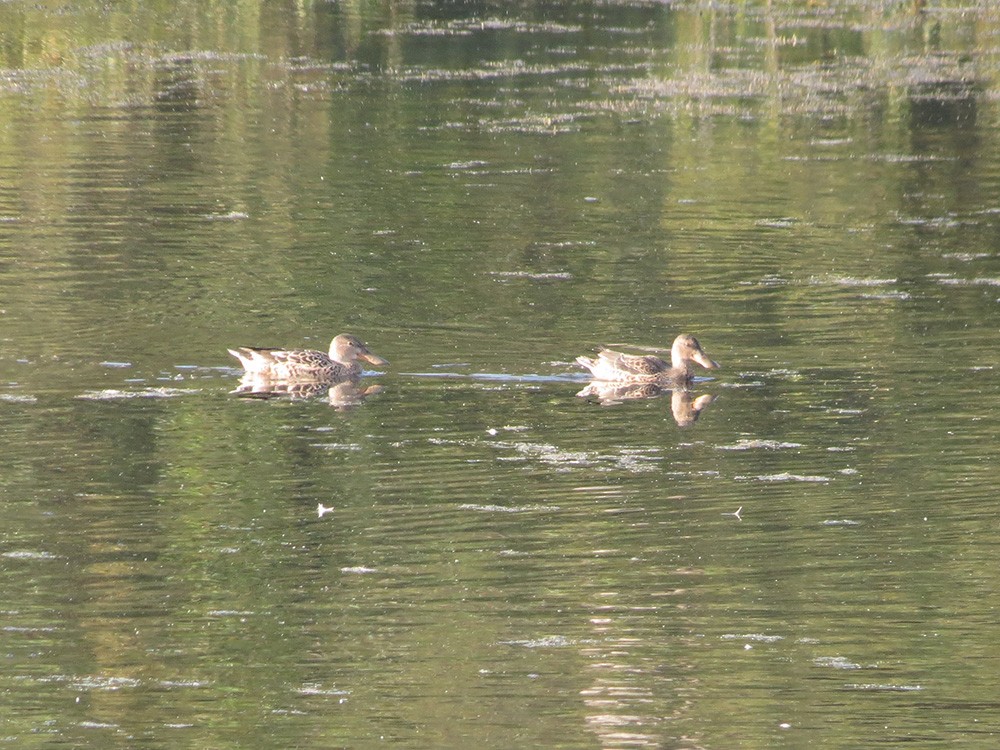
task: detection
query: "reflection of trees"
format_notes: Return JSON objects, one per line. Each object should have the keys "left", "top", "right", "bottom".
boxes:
{"left": 0, "top": 1, "right": 995, "bottom": 359}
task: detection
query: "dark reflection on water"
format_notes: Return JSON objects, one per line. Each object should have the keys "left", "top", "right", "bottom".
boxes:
{"left": 2, "top": 0, "right": 1000, "bottom": 747}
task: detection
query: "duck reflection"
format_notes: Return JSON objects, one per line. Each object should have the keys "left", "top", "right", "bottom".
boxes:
{"left": 577, "top": 381, "right": 716, "bottom": 426}
{"left": 231, "top": 374, "right": 384, "bottom": 410}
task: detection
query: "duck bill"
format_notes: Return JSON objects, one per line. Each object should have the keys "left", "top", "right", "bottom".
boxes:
{"left": 692, "top": 351, "right": 720, "bottom": 370}
{"left": 360, "top": 351, "right": 389, "bottom": 368}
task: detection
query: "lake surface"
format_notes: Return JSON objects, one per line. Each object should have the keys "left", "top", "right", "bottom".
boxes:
{"left": 2, "top": 1, "right": 1000, "bottom": 747}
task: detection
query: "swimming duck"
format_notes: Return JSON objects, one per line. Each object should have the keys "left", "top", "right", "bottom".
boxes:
{"left": 228, "top": 333, "right": 388, "bottom": 381}
{"left": 576, "top": 334, "right": 719, "bottom": 383}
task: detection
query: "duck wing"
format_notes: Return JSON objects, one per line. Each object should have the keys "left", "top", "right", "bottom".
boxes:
{"left": 236, "top": 347, "right": 330, "bottom": 365}
{"left": 266, "top": 348, "right": 330, "bottom": 367}
{"left": 596, "top": 349, "right": 670, "bottom": 377}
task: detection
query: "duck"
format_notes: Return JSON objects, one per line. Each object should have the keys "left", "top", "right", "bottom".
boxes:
{"left": 228, "top": 333, "right": 388, "bottom": 381}
{"left": 576, "top": 334, "right": 719, "bottom": 384}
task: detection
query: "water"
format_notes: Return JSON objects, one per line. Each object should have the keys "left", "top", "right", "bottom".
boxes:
{"left": 2, "top": 1, "right": 1000, "bottom": 747}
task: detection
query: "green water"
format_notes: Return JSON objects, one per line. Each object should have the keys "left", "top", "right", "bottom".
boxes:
{"left": 1, "top": 1, "right": 1000, "bottom": 747}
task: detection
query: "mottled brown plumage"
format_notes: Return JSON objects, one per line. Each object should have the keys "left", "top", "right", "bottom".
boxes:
{"left": 229, "top": 333, "right": 388, "bottom": 381}
{"left": 576, "top": 334, "right": 719, "bottom": 384}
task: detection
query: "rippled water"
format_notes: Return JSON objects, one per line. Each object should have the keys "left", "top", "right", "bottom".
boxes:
{"left": 2, "top": 1, "right": 1000, "bottom": 747}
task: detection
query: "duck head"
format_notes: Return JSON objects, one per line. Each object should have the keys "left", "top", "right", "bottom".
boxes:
{"left": 671, "top": 334, "right": 719, "bottom": 372}
{"left": 329, "top": 334, "right": 389, "bottom": 367}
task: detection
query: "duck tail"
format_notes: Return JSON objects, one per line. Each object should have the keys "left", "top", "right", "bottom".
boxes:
{"left": 576, "top": 355, "right": 598, "bottom": 374}
{"left": 229, "top": 347, "right": 276, "bottom": 369}
{"left": 228, "top": 348, "right": 252, "bottom": 368}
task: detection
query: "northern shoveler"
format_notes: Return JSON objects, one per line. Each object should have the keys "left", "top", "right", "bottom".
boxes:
{"left": 576, "top": 334, "right": 719, "bottom": 383}
{"left": 228, "top": 333, "right": 388, "bottom": 381}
